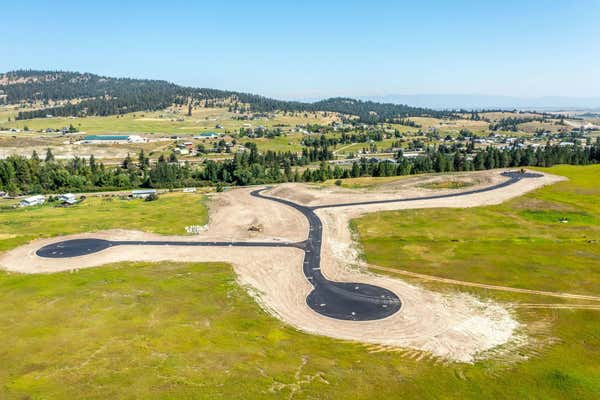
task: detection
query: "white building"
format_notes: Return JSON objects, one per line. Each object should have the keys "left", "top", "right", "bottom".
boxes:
{"left": 58, "top": 193, "right": 77, "bottom": 205}
{"left": 81, "top": 135, "right": 147, "bottom": 144}
{"left": 128, "top": 135, "right": 147, "bottom": 143}
{"left": 131, "top": 189, "right": 157, "bottom": 199}
{"left": 174, "top": 148, "right": 190, "bottom": 155}
{"left": 193, "top": 132, "right": 220, "bottom": 140}
{"left": 182, "top": 187, "right": 196, "bottom": 193}
{"left": 19, "top": 195, "right": 45, "bottom": 207}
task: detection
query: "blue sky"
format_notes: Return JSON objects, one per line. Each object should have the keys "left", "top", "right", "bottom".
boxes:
{"left": 2, "top": 0, "right": 600, "bottom": 99}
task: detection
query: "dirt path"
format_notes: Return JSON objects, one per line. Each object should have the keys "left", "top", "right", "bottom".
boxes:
{"left": 510, "top": 304, "right": 600, "bottom": 310}
{"left": 367, "top": 265, "right": 600, "bottom": 302}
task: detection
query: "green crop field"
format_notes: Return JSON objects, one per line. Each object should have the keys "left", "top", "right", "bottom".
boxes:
{"left": 0, "top": 165, "right": 598, "bottom": 399}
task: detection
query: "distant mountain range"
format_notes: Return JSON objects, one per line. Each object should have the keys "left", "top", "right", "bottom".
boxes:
{"left": 361, "top": 94, "right": 600, "bottom": 111}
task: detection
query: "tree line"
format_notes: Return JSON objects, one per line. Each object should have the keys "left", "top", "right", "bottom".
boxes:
{"left": 0, "top": 140, "right": 598, "bottom": 195}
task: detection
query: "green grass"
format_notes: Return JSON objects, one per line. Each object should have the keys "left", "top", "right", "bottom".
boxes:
{"left": 2, "top": 109, "right": 339, "bottom": 135}
{"left": 419, "top": 179, "right": 474, "bottom": 189}
{"left": 352, "top": 165, "right": 600, "bottom": 295}
{"left": 245, "top": 133, "right": 304, "bottom": 152}
{"left": 332, "top": 138, "right": 400, "bottom": 155}
{"left": 0, "top": 165, "right": 599, "bottom": 398}
{"left": 320, "top": 175, "right": 410, "bottom": 189}
{"left": 0, "top": 262, "right": 598, "bottom": 399}
{"left": 0, "top": 193, "right": 208, "bottom": 252}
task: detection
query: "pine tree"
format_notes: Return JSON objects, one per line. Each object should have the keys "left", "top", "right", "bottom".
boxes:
{"left": 45, "top": 148, "right": 55, "bottom": 162}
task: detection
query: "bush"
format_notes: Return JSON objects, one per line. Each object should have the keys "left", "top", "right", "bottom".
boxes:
{"left": 335, "top": 179, "right": 343, "bottom": 186}
{"left": 145, "top": 193, "right": 159, "bottom": 202}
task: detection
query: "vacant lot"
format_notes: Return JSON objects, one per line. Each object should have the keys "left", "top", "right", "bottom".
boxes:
{"left": 352, "top": 165, "right": 600, "bottom": 295}
{"left": 0, "top": 167, "right": 598, "bottom": 398}
{"left": 0, "top": 262, "right": 598, "bottom": 399}
{"left": 0, "top": 193, "right": 208, "bottom": 252}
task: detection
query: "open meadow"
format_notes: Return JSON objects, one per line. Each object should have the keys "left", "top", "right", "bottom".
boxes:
{"left": 352, "top": 165, "right": 600, "bottom": 295}
{"left": 0, "top": 166, "right": 598, "bottom": 398}
{"left": 0, "top": 192, "right": 208, "bottom": 251}
{"left": 0, "top": 106, "right": 341, "bottom": 135}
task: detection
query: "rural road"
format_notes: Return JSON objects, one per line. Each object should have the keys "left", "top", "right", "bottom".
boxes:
{"left": 36, "top": 171, "right": 542, "bottom": 321}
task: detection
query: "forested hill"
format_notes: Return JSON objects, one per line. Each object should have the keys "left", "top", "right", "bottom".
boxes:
{"left": 0, "top": 70, "right": 454, "bottom": 122}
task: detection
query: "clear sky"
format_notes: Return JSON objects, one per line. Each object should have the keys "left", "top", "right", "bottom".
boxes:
{"left": 2, "top": 0, "right": 600, "bottom": 99}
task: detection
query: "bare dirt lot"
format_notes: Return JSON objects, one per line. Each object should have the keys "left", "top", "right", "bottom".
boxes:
{"left": 0, "top": 170, "right": 564, "bottom": 362}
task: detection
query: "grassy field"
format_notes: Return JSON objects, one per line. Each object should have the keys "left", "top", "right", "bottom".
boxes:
{"left": 1, "top": 107, "right": 340, "bottom": 135}
{"left": 1, "top": 263, "right": 598, "bottom": 399}
{"left": 332, "top": 138, "right": 400, "bottom": 156}
{"left": 409, "top": 116, "right": 490, "bottom": 135}
{"left": 0, "top": 192, "right": 208, "bottom": 252}
{"left": 352, "top": 165, "right": 600, "bottom": 295}
{"left": 419, "top": 179, "right": 474, "bottom": 189}
{"left": 0, "top": 165, "right": 599, "bottom": 398}
{"left": 245, "top": 133, "right": 305, "bottom": 153}
{"left": 321, "top": 175, "right": 411, "bottom": 189}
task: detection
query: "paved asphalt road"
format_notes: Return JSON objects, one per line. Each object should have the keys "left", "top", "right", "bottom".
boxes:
{"left": 36, "top": 171, "right": 542, "bottom": 321}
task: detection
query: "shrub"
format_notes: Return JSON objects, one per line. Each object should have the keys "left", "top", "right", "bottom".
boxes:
{"left": 145, "top": 193, "right": 159, "bottom": 202}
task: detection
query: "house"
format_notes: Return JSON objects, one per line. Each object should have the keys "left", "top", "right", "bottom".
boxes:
{"left": 177, "top": 142, "right": 194, "bottom": 150}
{"left": 58, "top": 193, "right": 77, "bottom": 205}
{"left": 174, "top": 148, "right": 190, "bottom": 155}
{"left": 19, "top": 195, "right": 45, "bottom": 207}
{"left": 182, "top": 187, "right": 196, "bottom": 193}
{"left": 401, "top": 151, "right": 424, "bottom": 159}
{"left": 131, "top": 189, "right": 157, "bottom": 199}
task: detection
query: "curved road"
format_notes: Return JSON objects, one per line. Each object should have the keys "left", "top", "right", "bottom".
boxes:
{"left": 36, "top": 171, "right": 542, "bottom": 321}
